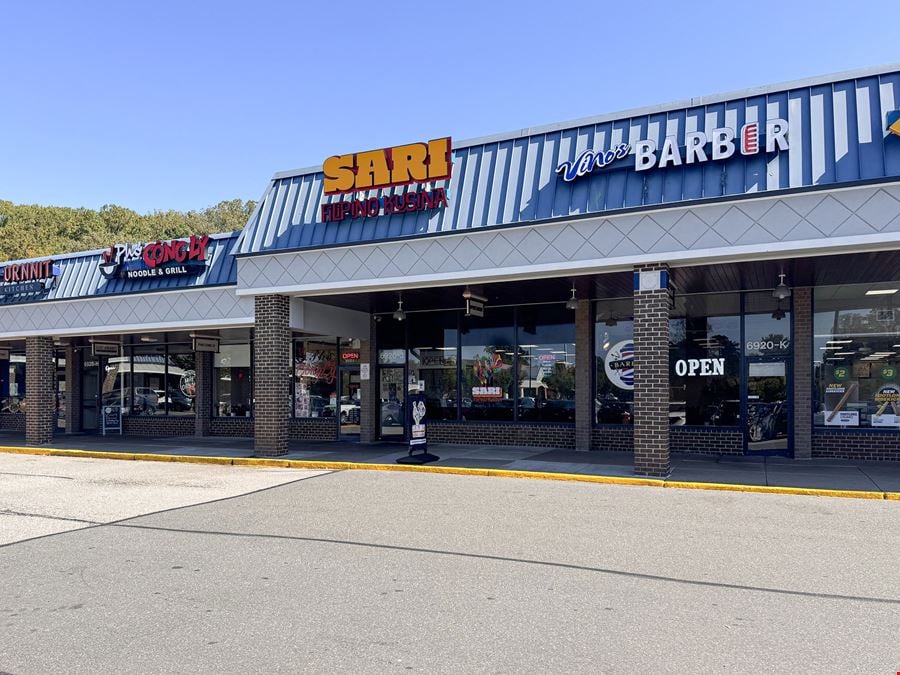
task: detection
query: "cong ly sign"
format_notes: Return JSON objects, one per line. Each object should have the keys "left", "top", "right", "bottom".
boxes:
{"left": 557, "top": 118, "right": 789, "bottom": 183}
{"left": 99, "top": 235, "right": 211, "bottom": 281}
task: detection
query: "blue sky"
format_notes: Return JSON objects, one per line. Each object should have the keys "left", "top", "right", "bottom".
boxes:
{"left": 0, "top": 0, "right": 897, "bottom": 213}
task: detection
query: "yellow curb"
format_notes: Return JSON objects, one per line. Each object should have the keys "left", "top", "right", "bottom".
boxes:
{"left": 232, "top": 457, "right": 292, "bottom": 468}
{"left": 0, "top": 445, "right": 895, "bottom": 500}
{"left": 0, "top": 446, "right": 53, "bottom": 456}
{"left": 52, "top": 449, "right": 138, "bottom": 461}
{"left": 168, "top": 455, "right": 235, "bottom": 466}
{"left": 131, "top": 453, "right": 178, "bottom": 463}
{"left": 664, "top": 480, "right": 886, "bottom": 500}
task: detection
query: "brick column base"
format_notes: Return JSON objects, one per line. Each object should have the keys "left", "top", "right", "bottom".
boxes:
{"left": 26, "top": 336, "right": 56, "bottom": 445}
{"left": 254, "top": 295, "right": 291, "bottom": 456}
{"left": 194, "top": 351, "right": 212, "bottom": 437}
{"left": 633, "top": 264, "right": 670, "bottom": 477}
{"left": 793, "top": 287, "right": 812, "bottom": 459}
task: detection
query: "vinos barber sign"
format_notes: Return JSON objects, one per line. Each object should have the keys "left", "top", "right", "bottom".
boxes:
{"left": 556, "top": 119, "right": 789, "bottom": 182}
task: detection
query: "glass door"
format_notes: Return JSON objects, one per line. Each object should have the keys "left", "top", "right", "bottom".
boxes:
{"left": 338, "top": 367, "right": 361, "bottom": 438}
{"left": 81, "top": 357, "right": 100, "bottom": 432}
{"left": 56, "top": 352, "right": 66, "bottom": 430}
{"left": 379, "top": 366, "right": 405, "bottom": 439}
{"left": 745, "top": 359, "right": 791, "bottom": 455}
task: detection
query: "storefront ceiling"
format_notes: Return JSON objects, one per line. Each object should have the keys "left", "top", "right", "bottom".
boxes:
{"left": 673, "top": 250, "right": 900, "bottom": 295}
{"left": 308, "top": 249, "right": 900, "bottom": 314}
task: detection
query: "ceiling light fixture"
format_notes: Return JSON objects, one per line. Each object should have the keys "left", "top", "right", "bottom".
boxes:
{"left": 139, "top": 336, "right": 158, "bottom": 343}
{"left": 772, "top": 271, "right": 792, "bottom": 300}
{"left": 392, "top": 298, "right": 406, "bottom": 322}
{"left": 565, "top": 285, "right": 578, "bottom": 310}
{"left": 865, "top": 289, "right": 898, "bottom": 296}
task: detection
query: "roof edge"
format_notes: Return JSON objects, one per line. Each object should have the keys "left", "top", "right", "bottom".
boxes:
{"left": 270, "top": 61, "right": 900, "bottom": 182}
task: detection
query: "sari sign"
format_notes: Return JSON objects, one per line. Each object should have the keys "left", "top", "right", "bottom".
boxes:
{"left": 321, "top": 137, "right": 452, "bottom": 223}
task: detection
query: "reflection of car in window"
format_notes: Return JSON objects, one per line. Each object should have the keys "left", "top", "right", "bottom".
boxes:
{"left": 381, "top": 400, "right": 402, "bottom": 426}
{"left": 748, "top": 400, "right": 787, "bottom": 442}
{"left": 595, "top": 397, "right": 633, "bottom": 424}
{"left": 153, "top": 388, "right": 194, "bottom": 412}
{"left": 323, "top": 397, "right": 360, "bottom": 423}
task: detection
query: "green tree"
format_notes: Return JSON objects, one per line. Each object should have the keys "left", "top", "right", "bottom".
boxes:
{"left": 0, "top": 198, "right": 256, "bottom": 262}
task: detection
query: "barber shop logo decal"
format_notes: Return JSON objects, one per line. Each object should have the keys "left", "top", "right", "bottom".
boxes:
{"left": 604, "top": 340, "right": 634, "bottom": 391}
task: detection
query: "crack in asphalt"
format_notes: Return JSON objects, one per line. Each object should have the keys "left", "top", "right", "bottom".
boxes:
{"left": 0, "top": 509, "right": 101, "bottom": 525}
{"left": 112, "top": 522, "right": 900, "bottom": 606}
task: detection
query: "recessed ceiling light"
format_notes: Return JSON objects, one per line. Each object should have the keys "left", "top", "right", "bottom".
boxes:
{"left": 826, "top": 357, "right": 845, "bottom": 361}
{"left": 865, "top": 289, "right": 898, "bottom": 295}
{"left": 826, "top": 340, "right": 853, "bottom": 344}
{"left": 833, "top": 352, "right": 856, "bottom": 356}
{"left": 519, "top": 344, "right": 538, "bottom": 348}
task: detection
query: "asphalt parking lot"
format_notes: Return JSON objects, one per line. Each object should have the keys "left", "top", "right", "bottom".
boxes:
{"left": 1, "top": 453, "right": 899, "bottom": 673}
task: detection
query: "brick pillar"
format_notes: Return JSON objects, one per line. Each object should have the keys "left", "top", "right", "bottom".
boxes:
{"left": 633, "top": 264, "right": 670, "bottom": 477}
{"left": 254, "top": 295, "right": 291, "bottom": 456}
{"left": 359, "top": 325, "right": 378, "bottom": 443}
{"left": 575, "top": 298, "right": 593, "bottom": 451}
{"left": 792, "top": 287, "right": 812, "bottom": 459}
{"left": 194, "top": 350, "right": 212, "bottom": 437}
{"left": 25, "top": 336, "right": 56, "bottom": 445}
{"left": 64, "top": 346, "right": 82, "bottom": 434}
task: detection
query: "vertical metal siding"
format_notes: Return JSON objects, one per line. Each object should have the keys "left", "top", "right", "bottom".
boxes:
{"left": 4, "top": 232, "right": 242, "bottom": 304}
{"left": 237, "top": 71, "right": 900, "bottom": 255}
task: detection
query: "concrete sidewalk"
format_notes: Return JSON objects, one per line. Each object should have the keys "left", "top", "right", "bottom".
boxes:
{"left": 2, "top": 431, "right": 899, "bottom": 493}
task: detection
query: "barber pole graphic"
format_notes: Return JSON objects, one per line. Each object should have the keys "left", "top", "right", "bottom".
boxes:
{"left": 741, "top": 122, "right": 759, "bottom": 155}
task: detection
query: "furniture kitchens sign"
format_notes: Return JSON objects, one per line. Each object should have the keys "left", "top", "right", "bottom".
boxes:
{"left": 0, "top": 258, "right": 60, "bottom": 303}
{"left": 320, "top": 137, "right": 452, "bottom": 223}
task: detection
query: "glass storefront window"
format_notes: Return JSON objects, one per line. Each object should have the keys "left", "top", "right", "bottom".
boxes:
{"left": 103, "top": 354, "right": 131, "bottom": 414}
{"left": 408, "top": 311, "right": 459, "bottom": 421}
{"left": 461, "top": 309, "right": 514, "bottom": 421}
{"left": 214, "top": 344, "right": 253, "bottom": 417}
{"left": 1, "top": 354, "right": 26, "bottom": 414}
{"left": 744, "top": 292, "right": 791, "bottom": 357}
{"left": 517, "top": 304, "right": 575, "bottom": 422}
{"left": 56, "top": 353, "right": 66, "bottom": 428}
{"left": 669, "top": 293, "right": 741, "bottom": 426}
{"left": 132, "top": 347, "right": 166, "bottom": 415}
{"left": 294, "top": 339, "right": 337, "bottom": 418}
{"left": 814, "top": 284, "right": 900, "bottom": 429}
{"left": 165, "top": 347, "right": 196, "bottom": 416}
{"left": 595, "top": 298, "right": 635, "bottom": 424}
